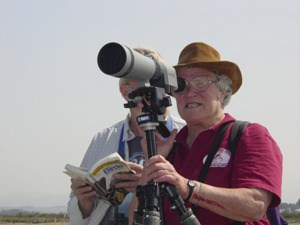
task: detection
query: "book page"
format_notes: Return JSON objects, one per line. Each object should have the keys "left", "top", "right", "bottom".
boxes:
{"left": 64, "top": 164, "right": 92, "bottom": 184}
{"left": 64, "top": 164, "right": 108, "bottom": 198}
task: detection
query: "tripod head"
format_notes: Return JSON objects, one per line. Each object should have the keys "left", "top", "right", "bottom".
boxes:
{"left": 124, "top": 86, "right": 172, "bottom": 139}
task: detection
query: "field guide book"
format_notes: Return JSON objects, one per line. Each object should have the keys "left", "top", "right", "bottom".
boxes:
{"left": 64, "top": 152, "right": 134, "bottom": 205}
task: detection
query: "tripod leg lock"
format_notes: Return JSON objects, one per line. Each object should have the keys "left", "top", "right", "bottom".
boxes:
{"left": 179, "top": 208, "right": 201, "bottom": 225}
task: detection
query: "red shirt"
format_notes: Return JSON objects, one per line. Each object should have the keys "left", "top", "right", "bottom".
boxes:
{"left": 163, "top": 114, "right": 282, "bottom": 225}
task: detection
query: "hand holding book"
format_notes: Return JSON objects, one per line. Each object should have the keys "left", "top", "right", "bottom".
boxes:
{"left": 64, "top": 152, "right": 135, "bottom": 205}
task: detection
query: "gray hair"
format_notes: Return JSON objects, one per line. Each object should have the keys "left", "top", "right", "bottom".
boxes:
{"left": 119, "top": 46, "right": 166, "bottom": 85}
{"left": 215, "top": 73, "right": 232, "bottom": 108}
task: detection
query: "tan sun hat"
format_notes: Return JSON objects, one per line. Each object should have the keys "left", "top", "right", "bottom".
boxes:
{"left": 173, "top": 42, "right": 242, "bottom": 94}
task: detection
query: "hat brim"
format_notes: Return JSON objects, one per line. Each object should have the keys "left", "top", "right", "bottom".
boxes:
{"left": 174, "top": 61, "right": 242, "bottom": 94}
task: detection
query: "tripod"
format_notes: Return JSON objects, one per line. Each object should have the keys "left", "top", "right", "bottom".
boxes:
{"left": 124, "top": 86, "right": 200, "bottom": 225}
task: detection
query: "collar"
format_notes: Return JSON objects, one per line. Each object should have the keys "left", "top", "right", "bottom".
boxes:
{"left": 175, "top": 113, "right": 235, "bottom": 144}
{"left": 122, "top": 113, "right": 135, "bottom": 141}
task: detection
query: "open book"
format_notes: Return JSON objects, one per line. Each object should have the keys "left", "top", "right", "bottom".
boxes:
{"left": 64, "top": 152, "right": 134, "bottom": 205}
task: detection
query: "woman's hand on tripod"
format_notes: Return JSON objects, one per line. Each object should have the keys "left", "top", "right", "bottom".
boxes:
{"left": 113, "top": 162, "right": 143, "bottom": 193}
{"left": 143, "top": 154, "right": 189, "bottom": 198}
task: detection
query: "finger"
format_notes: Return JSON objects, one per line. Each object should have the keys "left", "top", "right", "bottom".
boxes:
{"left": 168, "top": 129, "right": 178, "bottom": 143}
{"left": 164, "top": 129, "right": 177, "bottom": 148}
{"left": 125, "top": 162, "right": 143, "bottom": 173}
{"left": 71, "top": 178, "right": 88, "bottom": 188}
{"left": 82, "top": 185, "right": 94, "bottom": 193}
{"left": 144, "top": 158, "right": 175, "bottom": 179}
{"left": 114, "top": 172, "right": 141, "bottom": 181}
{"left": 155, "top": 131, "right": 164, "bottom": 141}
{"left": 114, "top": 180, "right": 138, "bottom": 190}
{"left": 140, "top": 137, "right": 148, "bottom": 158}
{"left": 77, "top": 190, "right": 97, "bottom": 201}
{"left": 158, "top": 129, "right": 178, "bottom": 157}
{"left": 146, "top": 155, "right": 166, "bottom": 166}
{"left": 75, "top": 186, "right": 96, "bottom": 200}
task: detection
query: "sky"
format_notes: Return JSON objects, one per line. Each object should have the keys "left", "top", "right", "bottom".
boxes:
{"left": 0, "top": 1, "right": 299, "bottom": 207}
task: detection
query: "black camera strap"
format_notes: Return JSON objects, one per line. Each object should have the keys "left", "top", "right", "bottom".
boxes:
{"left": 196, "top": 121, "right": 233, "bottom": 183}
{"left": 192, "top": 120, "right": 249, "bottom": 225}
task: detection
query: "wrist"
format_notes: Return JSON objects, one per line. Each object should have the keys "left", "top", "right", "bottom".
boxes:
{"left": 78, "top": 200, "right": 94, "bottom": 218}
{"left": 184, "top": 180, "right": 196, "bottom": 202}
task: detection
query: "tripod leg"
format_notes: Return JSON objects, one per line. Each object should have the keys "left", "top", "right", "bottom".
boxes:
{"left": 163, "top": 184, "right": 201, "bottom": 225}
{"left": 132, "top": 211, "right": 144, "bottom": 225}
{"left": 178, "top": 208, "right": 201, "bottom": 225}
{"left": 142, "top": 211, "right": 161, "bottom": 225}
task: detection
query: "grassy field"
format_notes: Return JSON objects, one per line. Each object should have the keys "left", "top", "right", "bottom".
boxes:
{"left": 1, "top": 223, "right": 69, "bottom": 225}
{"left": 1, "top": 214, "right": 299, "bottom": 224}
{"left": 283, "top": 213, "right": 300, "bottom": 224}
{"left": 0, "top": 213, "right": 68, "bottom": 224}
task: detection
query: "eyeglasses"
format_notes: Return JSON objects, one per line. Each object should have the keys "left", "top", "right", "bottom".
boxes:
{"left": 173, "top": 75, "right": 217, "bottom": 94}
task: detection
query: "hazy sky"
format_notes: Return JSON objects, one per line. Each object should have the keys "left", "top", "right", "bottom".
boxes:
{"left": 0, "top": 1, "right": 299, "bottom": 207}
